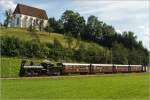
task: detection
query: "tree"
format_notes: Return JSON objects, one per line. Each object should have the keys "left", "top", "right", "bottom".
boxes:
{"left": 48, "top": 17, "right": 57, "bottom": 32}
{"left": 112, "top": 42, "right": 128, "bottom": 64}
{"left": 128, "top": 47, "right": 149, "bottom": 65}
{"left": 102, "top": 23, "right": 116, "bottom": 35}
{"left": 4, "top": 9, "right": 13, "bottom": 28}
{"left": 39, "top": 20, "right": 44, "bottom": 31}
{"left": 85, "top": 15, "right": 103, "bottom": 37}
{"left": 122, "top": 31, "right": 137, "bottom": 49}
{"left": 82, "top": 15, "right": 116, "bottom": 49}
{"left": 61, "top": 10, "right": 85, "bottom": 38}
{"left": 55, "top": 19, "right": 64, "bottom": 33}
{"left": 46, "top": 18, "right": 64, "bottom": 34}
{"left": 45, "top": 25, "right": 53, "bottom": 36}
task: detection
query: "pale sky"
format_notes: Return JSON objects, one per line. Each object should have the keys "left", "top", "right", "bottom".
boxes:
{"left": 0, "top": 0, "right": 149, "bottom": 50}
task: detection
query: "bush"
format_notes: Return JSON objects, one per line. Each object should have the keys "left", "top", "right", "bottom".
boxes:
{"left": 25, "top": 39, "right": 41, "bottom": 57}
{"left": 1, "top": 36, "right": 21, "bottom": 56}
{"left": 1, "top": 36, "right": 48, "bottom": 58}
{"left": 27, "top": 25, "right": 36, "bottom": 33}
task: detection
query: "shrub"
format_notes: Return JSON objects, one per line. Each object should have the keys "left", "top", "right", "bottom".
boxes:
{"left": 1, "top": 36, "right": 21, "bottom": 56}
{"left": 53, "top": 38, "right": 62, "bottom": 48}
{"left": 27, "top": 25, "right": 36, "bottom": 33}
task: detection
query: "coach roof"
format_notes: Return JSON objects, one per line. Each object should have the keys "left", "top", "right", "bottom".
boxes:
{"left": 62, "top": 63, "right": 90, "bottom": 66}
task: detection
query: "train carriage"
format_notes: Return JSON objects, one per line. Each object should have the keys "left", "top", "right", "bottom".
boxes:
{"left": 115, "top": 65, "right": 129, "bottom": 73}
{"left": 92, "top": 64, "right": 114, "bottom": 73}
{"left": 92, "top": 64, "right": 112, "bottom": 73}
{"left": 130, "top": 65, "right": 142, "bottom": 72}
{"left": 91, "top": 64, "right": 102, "bottom": 73}
{"left": 101, "top": 64, "right": 114, "bottom": 73}
{"left": 62, "top": 63, "right": 90, "bottom": 74}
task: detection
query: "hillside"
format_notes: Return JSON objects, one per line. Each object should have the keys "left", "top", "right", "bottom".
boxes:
{"left": 0, "top": 27, "right": 104, "bottom": 50}
{"left": 0, "top": 28, "right": 65, "bottom": 44}
{"left": 0, "top": 28, "right": 109, "bottom": 77}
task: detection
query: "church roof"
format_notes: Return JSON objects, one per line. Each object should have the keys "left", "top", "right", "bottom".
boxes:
{"left": 13, "top": 4, "right": 48, "bottom": 20}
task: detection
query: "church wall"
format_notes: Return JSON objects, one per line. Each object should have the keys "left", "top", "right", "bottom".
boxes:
{"left": 11, "top": 14, "right": 48, "bottom": 29}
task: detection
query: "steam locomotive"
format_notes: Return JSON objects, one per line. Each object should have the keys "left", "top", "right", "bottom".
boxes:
{"left": 19, "top": 60, "right": 147, "bottom": 76}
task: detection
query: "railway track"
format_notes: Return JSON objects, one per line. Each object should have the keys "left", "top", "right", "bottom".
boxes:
{"left": 0, "top": 73, "right": 148, "bottom": 80}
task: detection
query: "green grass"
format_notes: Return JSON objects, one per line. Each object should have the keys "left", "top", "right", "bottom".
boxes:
{"left": 0, "top": 27, "right": 65, "bottom": 43}
{"left": 1, "top": 57, "right": 43, "bottom": 78}
{"left": 0, "top": 27, "right": 104, "bottom": 50}
{"left": 1, "top": 74, "right": 149, "bottom": 100}
{"left": 1, "top": 57, "right": 21, "bottom": 78}
{"left": 0, "top": 27, "right": 68, "bottom": 48}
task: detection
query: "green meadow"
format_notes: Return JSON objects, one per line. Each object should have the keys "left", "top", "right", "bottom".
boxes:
{"left": 1, "top": 57, "right": 42, "bottom": 77}
{"left": 1, "top": 74, "right": 149, "bottom": 100}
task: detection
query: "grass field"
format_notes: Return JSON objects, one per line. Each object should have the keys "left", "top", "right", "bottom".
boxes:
{"left": 1, "top": 57, "right": 43, "bottom": 78}
{"left": 1, "top": 74, "right": 149, "bottom": 100}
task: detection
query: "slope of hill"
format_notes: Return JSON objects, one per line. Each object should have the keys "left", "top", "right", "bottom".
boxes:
{"left": 0, "top": 28, "right": 109, "bottom": 77}
{"left": 0, "top": 27, "right": 104, "bottom": 50}
{"left": 0, "top": 28, "right": 67, "bottom": 46}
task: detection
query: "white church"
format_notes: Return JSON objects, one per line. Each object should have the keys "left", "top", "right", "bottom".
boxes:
{"left": 11, "top": 4, "right": 48, "bottom": 29}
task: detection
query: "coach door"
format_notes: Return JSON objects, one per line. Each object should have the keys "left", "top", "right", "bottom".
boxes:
{"left": 89, "top": 64, "right": 95, "bottom": 74}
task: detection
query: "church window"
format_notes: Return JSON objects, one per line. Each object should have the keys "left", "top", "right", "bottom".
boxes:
{"left": 17, "top": 17, "right": 19, "bottom": 25}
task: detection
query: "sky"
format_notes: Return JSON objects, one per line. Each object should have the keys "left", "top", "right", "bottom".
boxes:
{"left": 0, "top": 0, "right": 149, "bottom": 50}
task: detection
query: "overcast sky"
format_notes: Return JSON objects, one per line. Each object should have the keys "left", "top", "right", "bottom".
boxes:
{"left": 0, "top": 0, "right": 149, "bottom": 50}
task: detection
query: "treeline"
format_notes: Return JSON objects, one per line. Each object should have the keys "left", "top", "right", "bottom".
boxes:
{"left": 45, "top": 10, "right": 146, "bottom": 49}
{"left": 1, "top": 36, "right": 148, "bottom": 64}
{"left": 43, "top": 10, "right": 149, "bottom": 65}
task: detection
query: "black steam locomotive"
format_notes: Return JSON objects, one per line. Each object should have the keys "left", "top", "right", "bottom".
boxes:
{"left": 19, "top": 60, "right": 147, "bottom": 77}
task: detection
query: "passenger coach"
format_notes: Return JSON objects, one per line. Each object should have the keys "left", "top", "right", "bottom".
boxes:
{"left": 61, "top": 63, "right": 90, "bottom": 74}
